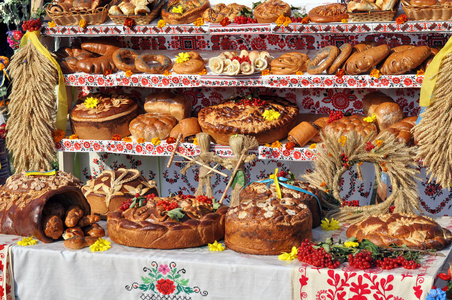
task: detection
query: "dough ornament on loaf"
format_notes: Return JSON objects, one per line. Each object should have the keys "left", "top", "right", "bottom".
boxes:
{"left": 203, "top": 3, "right": 249, "bottom": 23}
{"left": 208, "top": 50, "right": 272, "bottom": 75}
{"left": 173, "top": 51, "right": 206, "bottom": 74}
{"left": 308, "top": 3, "right": 348, "bottom": 23}
{"left": 270, "top": 52, "right": 309, "bottom": 75}
{"left": 162, "top": 0, "right": 211, "bottom": 24}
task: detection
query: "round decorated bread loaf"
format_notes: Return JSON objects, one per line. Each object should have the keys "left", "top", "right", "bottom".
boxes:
{"left": 82, "top": 168, "right": 158, "bottom": 218}
{"left": 324, "top": 115, "right": 377, "bottom": 138}
{"left": 253, "top": 0, "right": 291, "bottom": 23}
{"left": 129, "top": 113, "right": 178, "bottom": 141}
{"left": 346, "top": 213, "right": 452, "bottom": 250}
{"left": 308, "top": 3, "right": 348, "bottom": 23}
{"left": 162, "top": 0, "right": 211, "bottom": 24}
{"left": 107, "top": 194, "right": 228, "bottom": 249}
{"left": 70, "top": 92, "right": 138, "bottom": 140}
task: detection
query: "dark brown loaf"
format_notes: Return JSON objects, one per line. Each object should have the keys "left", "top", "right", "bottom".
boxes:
{"left": 43, "top": 215, "right": 64, "bottom": 240}
{"left": 346, "top": 213, "right": 452, "bottom": 250}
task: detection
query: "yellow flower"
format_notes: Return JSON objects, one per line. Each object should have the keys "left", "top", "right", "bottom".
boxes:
{"left": 283, "top": 17, "right": 292, "bottom": 27}
{"left": 163, "top": 70, "right": 171, "bottom": 76}
{"left": 48, "top": 21, "right": 56, "bottom": 28}
{"left": 122, "top": 136, "right": 132, "bottom": 142}
{"left": 271, "top": 140, "right": 282, "bottom": 149}
{"left": 125, "top": 70, "right": 133, "bottom": 77}
{"left": 278, "top": 246, "right": 298, "bottom": 261}
{"left": 151, "top": 137, "right": 161, "bottom": 145}
{"left": 84, "top": 97, "right": 98, "bottom": 109}
{"left": 193, "top": 17, "right": 204, "bottom": 26}
{"left": 296, "top": 71, "right": 303, "bottom": 75}
{"left": 370, "top": 69, "right": 381, "bottom": 79}
{"left": 363, "top": 114, "right": 377, "bottom": 123}
{"left": 171, "top": 5, "right": 183, "bottom": 13}
{"left": 262, "top": 109, "right": 281, "bottom": 121}
{"left": 17, "top": 236, "right": 38, "bottom": 246}
{"left": 137, "top": 138, "right": 146, "bottom": 144}
{"left": 261, "top": 69, "right": 270, "bottom": 76}
{"left": 341, "top": 19, "right": 348, "bottom": 23}
{"left": 175, "top": 52, "right": 190, "bottom": 64}
{"left": 79, "top": 19, "right": 87, "bottom": 28}
{"left": 275, "top": 14, "right": 286, "bottom": 26}
{"left": 309, "top": 143, "right": 317, "bottom": 149}
{"left": 344, "top": 241, "right": 359, "bottom": 248}
{"left": 157, "top": 19, "right": 166, "bottom": 28}
{"left": 193, "top": 137, "right": 198, "bottom": 145}
{"left": 69, "top": 134, "right": 79, "bottom": 139}
{"left": 375, "top": 139, "right": 383, "bottom": 147}
{"left": 321, "top": 218, "right": 341, "bottom": 231}
{"left": 89, "top": 238, "right": 111, "bottom": 252}
{"left": 198, "top": 68, "right": 207, "bottom": 75}
{"left": 208, "top": 240, "right": 225, "bottom": 251}
{"left": 265, "top": 143, "right": 271, "bottom": 147}
{"left": 338, "top": 135, "right": 347, "bottom": 146}
{"left": 417, "top": 69, "right": 425, "bottom": 76}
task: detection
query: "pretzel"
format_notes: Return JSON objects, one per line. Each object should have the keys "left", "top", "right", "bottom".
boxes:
{"left": 112, "top": 48, "right": 139, "bottom": 72}
{"left": 307, "top": 46, "right": 340, "bottom": 75}
{"left": 328, "top": 43, "right": 352, "bottom": 74}
{"left": 135, "top": 54, "right": 173, "bottom": 74}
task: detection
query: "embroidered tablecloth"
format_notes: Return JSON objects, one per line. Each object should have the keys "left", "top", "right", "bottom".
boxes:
{"left": 3, "top": 217, "right": 452, "bottom": 300}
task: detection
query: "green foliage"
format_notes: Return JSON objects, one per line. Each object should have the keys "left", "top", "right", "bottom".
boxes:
{"left": 0, "top": 0, "right": 31, "bottom": 26}
{"left": 167, "top": 207, "right": 185, "bottom": 221}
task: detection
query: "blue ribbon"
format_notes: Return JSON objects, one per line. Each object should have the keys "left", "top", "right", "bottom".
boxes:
{"left": 246, "top": 177, "right": 323, "bottom": 219}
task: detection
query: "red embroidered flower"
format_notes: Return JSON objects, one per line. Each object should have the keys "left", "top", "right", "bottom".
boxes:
{"left": 156, "top": 279, "right": 176, "bottom": 295}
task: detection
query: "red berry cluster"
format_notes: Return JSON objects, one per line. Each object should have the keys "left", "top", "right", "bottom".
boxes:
{"left": 277, "top": 170, "right": 288, "bottom": 178}
{"left": 298, "top": 239, "right": 341, "bottom": 269}
{"left": 234, "top": 16, "right": 257, "bottom": 24}
{"left": 389, "top": 205, "right": 395, "bottom": 213}
{"left": 237, "top": 97, "right": 267, "bottom": 106}
{"left": 341, "top": 200, "right": 360, "bottom": 207}
{"left": 119, "top": 199, "right": 133, "bottom": 211}
{"left": 375, "top": 256, "right": 420, "bottom": 270}
{"left": 328, "top": 110, "right": 344, "bottom": 123}
{"left": 179, "top": 194, "right": 192, "bottom": 199}
{"left": 365, "top": 141, "right": 375, "bottom": 152}
{"left": 348, "top": 250, "right": 374, "bottom": 269}
{"left": 231, "top": 55, "right": 251, "bottom": 64}
{"left": 196, "top": 195, "right": 213, "bottom": 204}
{"left": 157, "top": 200, "right": 179, "bottom": 211}
{"left": 290, "top": 17, "right": 303, "bottom": 22}
{"left": 22, "top": 19, "right": 43, "bottom": 32}
{"left": 145, "top": 193, "right": 156, "bottom": 200}
{"left": 341, "top": 153, "right": 349, "bottom": 168}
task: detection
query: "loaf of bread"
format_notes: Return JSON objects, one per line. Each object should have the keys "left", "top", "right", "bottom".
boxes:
{"left": 363, "top": 91, "right": 395, "bottom": 116}
{"left": 345, "top": 44, "right": 390, "bottom": 75}
{"left": 144, "top": 91, "right": 192, "bottom": 121}
{"left": 380, "top": 46, "right": 431, "bottom": 75}
{"left": 346, "top": 213, "right": 452, "bottom": 250}
{"left": 76, "top": 42, "right": 120, "bottom": 74}
{"left": 311, "top": 116, "right": 329, "bottom": 142}
{"left": 380, "top": 116, "right": 417, "bottom": 145}
{"left": 308, "top": 3, "right": 348, "bottom": 23}
{"left": 288, "top": 122, "right": 319, "bottom": 147}
{"left": 169, "top": 117, "right": 201, "bottom": 141}
{"left": 253, "top": 0, "right": 291, "bottom": 23}
{"left": 324, "top": 115, "right": 378, "bottom": 138}
{"left": 129, "top": 113, "right": 178, "bottom": 141}
{"left": 372, "top": 102, "right": 404, "bottom": 131}
{"left": 162, "top": 0, "right": 211, "bottom": 24}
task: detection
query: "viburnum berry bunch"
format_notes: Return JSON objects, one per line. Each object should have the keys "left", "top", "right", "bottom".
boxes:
{"left": 328, "top": 110, "right": 344, "bottom": 123}
{"left": 341, "top": 200, "right": 360, "bottom": 207}
{"left": 298, "top": 239, "right": 341, "bottom": 269}
{"left": 234, "top": 16, "right": 257, "bottom": 24}
{"left": 231, "top": 55, "right": 251, "bottom": 64}
{"left": 236, "top": 97, "right": 267, "bottom": 107}
{"left": 157, "top": 199, "right": 179, "bottom": 211}
{"left": 22, "top": 19, "right": 43, "bottom": 32}
{"left": 196, "top": 195, "right": 213, "bottom": 204}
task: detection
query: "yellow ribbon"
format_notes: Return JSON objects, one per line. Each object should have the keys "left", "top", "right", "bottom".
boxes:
{"left": 269, "top": 168, "right": 282, "bottom": 199}
{"left": 420, "top": 36, "right": 452, "bottom": 107}
{"left": 20, "top": 31, "right": 67, "bottom": 130}
{"left": 25, "top": 170, "right": 56, "bottom": 176}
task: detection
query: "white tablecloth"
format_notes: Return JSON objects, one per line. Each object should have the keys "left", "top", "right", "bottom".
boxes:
{"left": 3, "top": 217, "right": 452, "bottom": 300}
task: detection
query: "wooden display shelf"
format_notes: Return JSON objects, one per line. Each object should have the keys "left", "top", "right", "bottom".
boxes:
{"left": 56, "top": 138, "right": 318, "bottom": 161}
{"left": 43, "top": 20, "right": 452, "bottom": 36}
{"left": 64, "top": 72, "right": 423, "bottom": 88}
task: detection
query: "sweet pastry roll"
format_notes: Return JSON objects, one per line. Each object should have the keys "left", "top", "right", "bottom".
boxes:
{"left": 240, "top": 62, "right": 255, "bottom": 75}
{"left": 173, "top": 51, "right": 205, "bottom": 74}
{"left": 380, "top": 46, "right": 431, "bottom": 75}
{"left": 62, "top": 227, "right": 85, "bottom": 240}
{"left": 328, "top": 43, "right": 353, "bottom": 74}
{"left": 345, "top": 44, "right": 390, "bottom": 75}
{"left": 72, "top": 0, "right": 99, "bottom": 10}
{"left": 162, "top": 0, "right": 211, "bottom": 25}
{"left": 347, "top": 0, "right": 381, "bottom": 12}
{"left": 254, "top": 57, "right": 269, "bottom": 72}
{"left": 375, "top": 0, "right": 399, "bottom": 10}
{"left": 144, "top": 91, "right": 192, "bottom": 121}
{"left": 307, "top": 46, "right": 340, "bottom": 75}
{"left": 64, "top": 236, "right": 88, "bottom": 250}
{"left": 43, "top": 215, "right": 64, "bottom": 240}
{"left": 308, "top": 3, "right": 348, "bottom": 23}
{"left": 129, "top": 113, "right": 178, "bottom": 141}
{"left": 346, "top": 213, "right": 452, "bottom": 250}
{"left": 324, "top": 115, "right": 378, "bottom": 138}
{"left": 253, "top": 0, "right": 291, "bottom": 23}
{"left": 223, "top": 59, "right": 241, "bottom": 75}
{"left": 381, "top": 117, "right": 417, "bottom": 145}
{"left": 218, "top": 51, "right": 237, "bottom": 59}
{"left": 76, "top": 42, "right": 120, "bottom": 74}
{"left": 208, "top": 57, "right": 225, "bottom": 74}
{"left": 288, "top": 121, "right": 319, "bottom": 147}
{"left": 108, "top": 5, "right": 123, "bottom": 15}
{"left": 203, "top": 3, "right": 248, "bottom": 23}
{"left": 135, "top": 5, "right": 150, "bottom": 14}
{"left": 83, "top": 223, "right": 105, "bottom": 238}
{"left": 311, "top": 116, "right": 329, "bottom": 142}
{"left": 118, "top": 2, "right": 136, "bottom": 15}
{"left": 65, "top": 205, "right": 84, "bottom": 227}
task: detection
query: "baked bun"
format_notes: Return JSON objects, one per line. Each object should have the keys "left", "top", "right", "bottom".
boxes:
{"left": 288, "top": 122, "right": 319, "bottom": 147}
{"left": 203, "top": 3, "right": 248, "bottom": 23}
{"left": 363, "top": 91, "right": 395, "bottom": 115}
{"left": 169, "top": 117, "right": 201, "bottom": 141}
{"left": 346, "top": 213, "right": 452, "bottom": 250}
{"left": 347, "top": 0, "right": 381, "bottom": 11}
{"left": 144, "top": 91, "right": 193, "bottom": 121}
{"left": 372, "top": 102, "right": 404, "bottom": 131}
{"left": 253, "top": 0, "right": 291, "bottom": 23}
{"left": 411, "top": 0, "right": 438, "bottom": 5}
{"left": 345, "top": 44, "right": 390, "bottom": 75}
{"left": 129, "top": 113, "right": 178, "bottom": 141}
{"left": 162, "top": 0, "right": 210, "bottom": 24}
{"left": 271, "top": 52, "right": 309, "bottom": 75}
{"left": 173, "top": 51, "right": 205, "bottom": 74}
{"left": 311, "top": 116, "right": 330, "bottom": 142}
{"left": 76, "top": 42, "right": 120, "bottom": 74}
{"left": 375, "top": 0, "right": 399, "bottom": 10}
{"left": 380, "top": 46, "right": 431, "bottom": 75}
{"left": 380, "top": 116, "right": 417, "bottom": 145}
{"left": 324, "top": 115, "right": 377, "bottom": 138}
{"left": 308, "top": 3, "right": 348, "bottom": 23}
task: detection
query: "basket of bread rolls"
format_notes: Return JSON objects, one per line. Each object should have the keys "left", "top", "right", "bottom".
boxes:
{"left": 46, "top": 0, "right": 112, "bottom": 26}
{"left": 401, "top": 0, "right": 452, "bottom": 20}
{"left": 344, "top": 0, "right": 400, "bottom": 22}
{"left": 108, "top": 0, "right": 166, "bottom": 25}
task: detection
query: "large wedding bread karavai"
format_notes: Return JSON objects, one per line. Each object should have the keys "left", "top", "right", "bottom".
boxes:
{"left": 346, "top": 213, "right": 452, "bottom": 250}
{"left": 107, "top": 194, "right": 228, "bottom": 249}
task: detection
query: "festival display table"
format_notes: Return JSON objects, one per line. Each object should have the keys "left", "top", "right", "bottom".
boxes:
{"left": 0, "top": 216, "right": 450, "bottom": 300}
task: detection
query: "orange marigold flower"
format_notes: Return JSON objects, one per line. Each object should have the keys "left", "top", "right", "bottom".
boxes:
{"left": 283, "top": 17, "right": 292, "bottom": 27}
{"left": 137, "top": 138, "right": 146, "bottom": 144}
{"left": 198, "top": 68, "right": 207, "bottom": 75}
{"left": 341, "top": 19, "right": 348, "bottom": 23}
{"left": 193, "top": 17, "right": 204, "bottom": 26}
{"left": 163, "top": 70, "right": 171, "bottom": 76}
{"left": 335, "top": 68, "right": 345, "bottom": 79}
{"left": 395, "top": 14, "right": 408, "bottom": 24}
{"left": 338, "top": 135, "right": 347, "bottom": 146}
{"left": 193, "top": 137, "right": 198, "bottom": 145}
{"left": 328, "top": 152, "right": 332, "bottom": 157}
{"left": 309, "top": 143, "right": 317, "bottom": 149}
{"left": 112, "top": 134, "right": 122, "bottom": 141}
{"left": 320, "top": 182, "right": 326, "bottom": 187}
{"left": 261, "top": 69, "right": 270, "bottom": 76}
{"left": 301, "top": 16, "right": 310, "bottom": 24}
{"left": 417, "top": 69, "right": 425, "bottom": 76}
{"left": 103, "top": 69, "right": 113, "bottom": 76}
{"left": 382, "top": 167, "right": 388, "bottom": 172}
{"left": 125, "top": 70, "right": 133, "bottom": 77}
{"left": 166, "top": 137, "right": 176, "bottom": 144}
{"left": 79, "top": 19, "right": 87, "bottom": 28}
{"left": 271, "top": 140, "right": 282, "bottom": 149}
{"left": 122, "top": 136, "right": 132, "bottom": 142}
{"left": 375, "top": 139, "right": 383, "bottom": 147}
{"left": 69, "top": 134, "right": 78, "bottom": 140}
{"left": 52, "top": 129, "right": 66, "bottom": 143}
{"left": 220, "top": 17, "right": 231, "bottom": 27}
{"left": 296, "top": 71, "right": 303, "bottom": 75}
{"left": 370, "top": 69, "right": 380, "bottom": 79}
{"left": 380, "top": 161, "right": 386, "bottom": 167}
{"left": 157, "top": 19, "right": 166, "bottom": 28}
{"left": 285, "top": 141, "right": 295, "bottom": 150}
{"left": 275, "top": 14, "right": 286, "bottom": 26}
{"left": 48, "top": 21, "right": 56, "bottom": 28}
{"left": 124, "top": 18, "right": 135, "bottom": 28}
{"left": 265, "top": 143, "right": 271, "bottom": 147}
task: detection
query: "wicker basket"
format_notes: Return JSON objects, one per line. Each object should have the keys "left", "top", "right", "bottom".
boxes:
{"left": 401, "top": 0, "right": 452, "bottom": 20}
{"left": 343, "top": 0, "right": 400, "bottom": 22}
{"left": 46, "top": 2, "right": 110, "bottom": 26}
{"left": 108, "top": 0, "right": 165, "bottom": 25}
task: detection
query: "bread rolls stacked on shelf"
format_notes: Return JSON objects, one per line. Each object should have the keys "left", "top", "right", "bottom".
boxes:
{"left": 109, "top": 0, "right": 153, "bottom": 16}
{"left": 209, "top": 50, "right": 272, "bottom": 75}
{"left": 48, "top": 0, "right": 109, "bottom": 13}
{"left": 347, "top": 0, "right": 399, "bottom": 12}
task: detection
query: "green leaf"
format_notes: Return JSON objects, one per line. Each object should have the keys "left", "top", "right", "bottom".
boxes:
{"left": 139, "top": 284, "right": 150, "bottom": 292}
{"left": 322, "top": 243, "right": 331, "bottom": 253}
{"left": 175, "top": 274, "right": 181, "bottom": 279}
{"left": 293, "top": 11, "right": 307, "bottom": 19}
{"left": 360, "top": 239, "right": 381, "bottom": 255}
{"left": 238, "top": 7, "right": 253, "bottom": 18}
{"left": 290, "top": 5, "right": 301, "bottom": 10}
{"left": 231, "top": 170, "right": 245, "bottom": 190}
{"left": 180, "top": 278, "right": 189, "bottom": 286}
{"left": 184, "top": 286, "right": 195, "bottom": 293}
{"left": 141, "top": 276, "right": 152, "bottom": 284}
{"left": 252, "top": 1, "right": 262, "bottom": 9}
{"left": 167, "top": 207, "right": 185, "bottom": 221}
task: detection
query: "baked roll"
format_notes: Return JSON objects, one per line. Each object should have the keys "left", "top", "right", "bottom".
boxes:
{"left": 253, "top": 0, "right": 291, "bottom": 23}
{"left": 144, "top": 91, "right": 193, "bottom": 121}
{"left": 129, "top": 113, "right": 178, "bottom": 141}
{"left": 288, "top": 122, "right": 319, "bottom": 147}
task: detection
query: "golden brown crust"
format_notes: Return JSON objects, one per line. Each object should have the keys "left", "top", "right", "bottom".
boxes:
{"left": 288, "top": 122, "right": 318, "bottom": 147}
{"left": 112, "top": 48, "right": 139, "bottom": 72}
{"left": 380, "top": 46, "right": 431, "bottom": 75}
{"left": 363, "top": 91, "right": 395, "bottom": 116}
{"left": 203, "top": 3, "right": 248, "bottom": 23}
{"left": 129, "top": 113, "right": 178, "bottom": 141}
{"left": 197, "top": 95, "right": 299, "bottom": 145}
{"left": 253, "top": 0, "right": 291, "bottom": 23}
{"left": 76, "top": 42, "right": 120, "bottom": 74}
{"left": 372, "top": 102, "right": 403, "bottom": 131}
{"left": 65, "top": 205, "right": 84, "bottom": 228}
{"left": 324, "top": 115, "right": 378, "bottom": 138}
{"left": 144, "top": 91, "right": 192, "bottom": 121}
{"left": 173, "top": 52, "right": 205, "bottom": 74}
{"left": 307, "top": 46, "right": 340, "bottom": 75}
{"left": 346, "top": 213, "right": 452, "bottom": 250}
{"left": 107, "top": 195, "right": 229, "bottom": 249}
{"left": 135, "top": 54, "right": 173, "bottom": 74}
{"left": 345, "top": 44, "right": 390, "bottom": 75}
{"left": 328, "top": 43, "right": 353, "bottom": 74}
{"left": 162, "top": 0, "right": 211, "bottom": 24}
{"left": 308, "top": 3, "right": 348, "bottom": 23}
{"left": 271, "top": 52, "right": 309, "bottom": 75}
{"left": 43, "top": 215, "right": 64, "bottom": 240}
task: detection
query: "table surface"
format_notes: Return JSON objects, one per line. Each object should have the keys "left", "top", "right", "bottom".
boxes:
{"left": 1, "top": 217, "right": 452, "bottom": 300}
